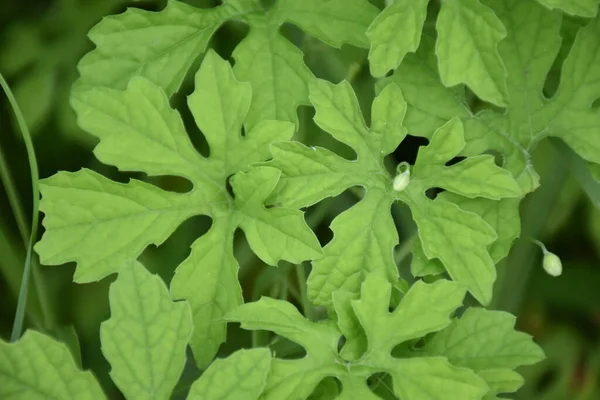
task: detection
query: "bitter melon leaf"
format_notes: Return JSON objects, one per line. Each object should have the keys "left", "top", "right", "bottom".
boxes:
{"left": 76, "top": 0, "right": 377, "bottom": 129}
{"left": 422, "top": 307, "right": 545, "bottom": 397}
{"left": 187, "top": 348, "right": 271, "bottom": 400}
{"left": 36, "top": 50, "right": 321, "bottom": 366}
{"left": 438, "top": 193, "right": 521, "bottom": 263}
{"left": 536, "top": 0, "right": 599, "bottom": 17}
{"left": 436, "top": 0, "right": 508, "bottom": 107}
{"left": 101, "top": 262, "right": 192, "bottom": 400}
{"left": 367, "top": 0, "right": 429, "bottom": 77}
{"left": 479, "top": 369, "right": 524, "bottom": 399}
{"left": 0, "top": 331, "right": 105, "bottom": 399}
{"left": 74, "top": 0, "right": 252, "bottom": 95}
{"left": 384, "top": 0, "right": 600, "bottom": 194}
{"left": 410, "top": 239, "right": 445, "bottom": 277}
{"left": 269, "top": 80, "right": 521, "bottom": 306}
{"left": 227, "top": 274, "right": 488, "bottom": 400}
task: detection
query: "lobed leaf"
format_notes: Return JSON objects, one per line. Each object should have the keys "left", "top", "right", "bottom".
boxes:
{"left": 422, "top": 307, "right": 545, "bottom": 397}
{"left": 101, "top": 262, "right": 192, "bottom": 399}
{"left": 227, "top": 274, "right": 488, "bottom": 400}
{"left": 367, "top": 0, "right": 429, "bottom": 77}
{"left": 187, "top": 348, "right": 271, "bottom": 399}
{"left": 436, "top": 0, "right": 508, "bottom": 106}
{"left": 270, "top": 80, "right": 521, "bottom": 306}
{"left": 36, "top": 50, "right": 321, "bottom": 367}
{"left": 75, "top": 0, "right": 378, "bottom": 128}
{"left": 0, "top": 331, "right": 104, "bottom": 399}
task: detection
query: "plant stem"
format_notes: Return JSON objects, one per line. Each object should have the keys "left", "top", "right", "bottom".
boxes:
{"left": 0, "top": 73, "right": 52, "bottom": 341}
{"left": 491, "top": 147, "right": 568, "bottom": 314}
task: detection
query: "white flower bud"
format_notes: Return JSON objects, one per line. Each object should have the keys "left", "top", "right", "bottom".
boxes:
{"left": 393, "top": 170, "right": 410, "bottom": 192}
{"left": 543, "top": 252, "right": 562, "bottom": 277}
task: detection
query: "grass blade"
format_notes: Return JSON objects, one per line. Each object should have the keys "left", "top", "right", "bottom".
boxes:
{"left": 0, "top": 72, "right": 42, "bottom": 341}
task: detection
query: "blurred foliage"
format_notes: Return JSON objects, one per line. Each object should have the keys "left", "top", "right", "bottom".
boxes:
{"left": 1, "top": 0, "right": 600, "bottom": 399}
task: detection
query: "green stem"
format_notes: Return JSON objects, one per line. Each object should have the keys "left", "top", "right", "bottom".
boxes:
{"left": 491, "top": 148, "right": 568, "bottom": 313}
{"left": 0, "top": 73, "right": 50, "bottom": 341}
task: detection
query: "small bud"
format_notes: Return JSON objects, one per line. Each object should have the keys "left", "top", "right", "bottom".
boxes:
{"left": 543, "top": 252, "right": 562, "bottom": 277}
{"left": 393, "top": 170, "right": 410, "bottom": 192}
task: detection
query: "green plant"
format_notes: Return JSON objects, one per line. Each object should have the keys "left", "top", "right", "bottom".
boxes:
{"left": 3, "top": 0, "right": 600, "bottom": 398}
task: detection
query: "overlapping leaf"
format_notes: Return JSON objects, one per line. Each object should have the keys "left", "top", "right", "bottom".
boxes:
{"left": 536, "top": 0, "right": 599, "bottom": 17}
{"left": 367, "top": 0, "right": 508, "bottom": 107}
{"left": 269, "top": 79, "right": 521, "bottom": 306}
{"left": 422, "top": 307, "right": 545, "bottom": 398}
{"left": 0, "top": 331, "right": 105, "bottom": 399}
{"left": 382, "top": 0, "right": 600, "bottom": 194}
{"left": 187, "top": 348, "right": 271, "bottom": 399}
{"left": 101, "top": 262, "right": 192, "bottom": 399}
{"left": 35, "top": 50, "right": 322, "bottom": 366}
{"left": 378, "top": 0, "right": 600, "bottom": 268}
{"left": 75, "top": 0, "right": 378, "bottom": 128}
{"left": 227, "top": 274, "right": 488, "bottom": 399}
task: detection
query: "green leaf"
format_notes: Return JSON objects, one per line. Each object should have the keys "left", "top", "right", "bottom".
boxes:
{"left": 270, "top": 81, "right": 521, "bottom": 305}
{"left": 422, "top": 307, "right": 545, "bottom": 397}
{"left": 0, "top": 331, "right": 105, "bottom": 399}
{"left": 187, "top": 348, "right": 271, "bottom": 399}
{"left": 227, "top": 274, "right": 488, "bottom": 400}
{"left": 76, "top": 0, "right": 377, "bottom": 128}
{"left": 423, "top": 308, "right": 545, "bottom": 370}
{"left": 74, "top": 1, "right": 250, "bottom": 95}
{"left": 410, "top": 239, "right": 445, "bottom": 277}
{"left": 101, "top": 262, "right": 192, "bottom": 399}
{"left": 439, "top": 194, "right": 521, "bottom": 263}
{"left": 367, "top": 0, "right": 429, "bottom": 77}
{"left": 384, "top": 0, "right": 600, "bottom": 193}
{"left": 436, "top": 0, "right": 508, "bottom": 106}
{"left": 536, "top": 0, "right": 599, "bottom": 17}
{"left": 36, "top": 50, "right": 321, "bottom": 366}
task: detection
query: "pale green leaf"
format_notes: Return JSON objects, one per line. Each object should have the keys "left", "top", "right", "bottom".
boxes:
{"left": 422, "top": 307, "right": 544, "bottom": 397}
{"left": 74, "top": 1, "right": 258, "bottom": 95}
{"left": 101, "top": 262, "right": 192, "bottom": 400}
{"left": 332, "top": 290, "right": 365, "bottom": 361}
{"left": 227, "top": 274, "right": 487, "bottom": 400}
{"left": 275, "top": 0, "right": 378, "bottom": 48}
{"left": 0, "top": 331, "right": 105, "bottom": 399}
{"left": 351, "top": 276, "right": 466, "bottom": 357}
{"left": 478, "top": 369, "right": 524, "bottom": 398}
{"left": 232, "top": 167, "right": 322, "bottom": 265}
{"left": 422, "top": 308, "right": 545, "bottom": 371}
{"left": 438, "top": 194, "right": 520, "bottom": 263}
{"left": 307, "top": 190, "right": 399, "bottom": 307}
{"left": 410, "top": 239, "right": 445, "bottom": 277}
{"left": 35, "top": 169, "right": 202, "bottom": 282}
{"left": 187, "top": 349, "right": 271, "bottom": 400}
{"left": 367, "top": 0, "right": 429, "bottom": 77}
{"left": 37, "top": 50, "right": 321, "bottom": 366}
{"left": 169, "top": 217, "right": 240, "bottom": 367}
{"left": 270, "top": 81, "right": 520, "bottom": 305}
{"left": 76, "top": 0, "right": 376, "bottom": 128}
{"left": 536, "top": 0, "right": 599, "bottom": 17}
{"left": 436, "top": 0, "right": 508, "bottom": 106}
{"left": 385, "top": 0, "right": 600, "bottom": 193}
{"left": 389, "top": 357, "right": 489, "bottom": 400}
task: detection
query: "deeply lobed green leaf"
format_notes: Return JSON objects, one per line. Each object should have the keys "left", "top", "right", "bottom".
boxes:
{"left": 101, "top": 262, "right": 193, "bottom": 399}
{"left": 269, "top": 80, "right": 521, "bottom": 306}
{"left": 227, "top": 274, "right": 489, "bottom": 400}
{"left": 36, "top": 50, "right": 322, "bottom": 367}
{"left": 0, "top": 331, "right": 105, "bottom": 399}
{"left": 75, "top": 0, "right": 378, "bottom": 128}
